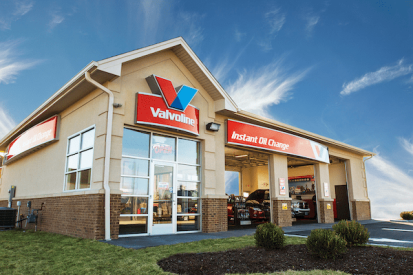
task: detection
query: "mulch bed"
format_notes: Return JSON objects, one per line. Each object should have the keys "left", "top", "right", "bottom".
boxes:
{"left": 158, "top": 244, "right": 413, "bottom": 274}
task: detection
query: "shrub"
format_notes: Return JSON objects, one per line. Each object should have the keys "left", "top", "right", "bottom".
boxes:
{"left": 306, "top": 229, "right": 347, "bottom": 259}
{"left": 254, "top": 223, "right": 285, "bottom": 250}
{"left": 400, "top": 211, "right": 413, "bottom": 220}
{"left": 333, "top": 220, "right": 370, "bottom": 246}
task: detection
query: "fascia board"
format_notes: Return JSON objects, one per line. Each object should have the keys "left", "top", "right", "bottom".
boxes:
{"left": 0, "top": 61, "right": 98, "bottom": 148}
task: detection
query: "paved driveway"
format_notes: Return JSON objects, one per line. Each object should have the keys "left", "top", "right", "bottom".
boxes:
{"left": 103, "top": 220, "right": 413, "bottom": 249}
{"left": 287, "top": 220, "right": 413, "bottom": 248}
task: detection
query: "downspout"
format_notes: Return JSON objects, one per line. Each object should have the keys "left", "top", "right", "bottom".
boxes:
{"left": 85, "top": 71, "right": 113, "bottom": 241}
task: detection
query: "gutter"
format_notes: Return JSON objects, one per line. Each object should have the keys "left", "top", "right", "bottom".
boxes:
{"left": 84, "top": 72, "right": 113, "bottom": 241}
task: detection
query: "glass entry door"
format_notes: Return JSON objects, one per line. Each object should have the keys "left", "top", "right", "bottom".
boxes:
{"left": 150, "top": 161, "right": 176, "bottom": 235}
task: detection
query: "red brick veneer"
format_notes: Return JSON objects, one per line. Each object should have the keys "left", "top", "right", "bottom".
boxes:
{"left": 201, "top": 198, "right": 227, "bottom": 233}
{"left": 272, "top": 200, "right": 292, "bottom": 227}
{"left": 0, "top": 194, "right": 121, "bottom": 240}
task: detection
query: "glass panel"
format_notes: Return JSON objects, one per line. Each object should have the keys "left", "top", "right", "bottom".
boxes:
{"left": 177, "top": 216, "right": 200, "bottom": 232}
{"left": 153, "top": 164, "right": 173, "bottom": 224}
{"left": 65, "top": 173, "right": 77, "bottom": 190}
{"left": 178, "top": 139, "right": 199, "bottom": 164}
{"left": 177, "top": 182, "right": 199, "bottom": 197}
{"left": 121, "top": 177, "right": 149, "bottom": 195}
{"left": 154, "top": 165, "right": 173, "bottom": 200}
{"left": 121, "top": 158, "right": 149, "bottom": 177}
{"left": 67, "top": 154, "right": 79, "bottom": 172}
{"left": 153, "top": 201, "right": 172, "bottom": 224}
{"left": 177, "top": 198, "right": 198, "bottom": 214}
{"left": 81, "top": 129, "right": 95, "bottom": 150}
{"left": 178, "top": 165, "right": 200, "bottom": 181}
{"left": 122, "top": 129, "right": 150, "bottom": 158}
{"left": 119, "top": 216, "right": 148, "bottom": 235}
{"left": 80, "top": 149, "right": 93, "bottom": 169}
{"left": 151, "top": 134, "right": 175, "bottom": 161}
{"left": 79, "top": 169, "right": 91, "bottom": 189}
{"left": 120, "top": 197, "right": 148, "bottom": 214}
{"left": 68, "top": 135, "right": 80, "bottom": 155}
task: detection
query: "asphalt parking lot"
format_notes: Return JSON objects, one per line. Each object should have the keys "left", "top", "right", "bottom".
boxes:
{"left": 287, "top": 220, "right": 413, "bottom": 248}
{"left": 104, "top": 220, "right": 413, "bottom": 249}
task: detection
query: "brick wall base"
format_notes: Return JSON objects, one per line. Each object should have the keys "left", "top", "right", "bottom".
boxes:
{"left": 352, "top": 201, "right": 371, "bottom": 221}
{"left": 202, "top": 198, "right": 227, "bottom": 233}
{"left": 272, "top": 200, "right": 292, "bottom": 227}
{"left": 319, "top": 200, "right": 334, "bottom": 223}
{"left": 0, "top": 194, "right": 121, "bottom": 240}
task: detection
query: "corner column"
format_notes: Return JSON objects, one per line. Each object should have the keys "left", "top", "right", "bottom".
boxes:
{"left": 201, "top": 195, "right": 228, "bottom": 233}
{"left": 268, "top": 154, "right": 292, "bottom": 227}
{"left": 314, "top": 163, "right": 334, "bottom": 223}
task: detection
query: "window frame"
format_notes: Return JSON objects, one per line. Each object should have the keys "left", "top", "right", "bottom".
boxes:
{"left": 63, "top": 125, "right": 95, "bottom": 192}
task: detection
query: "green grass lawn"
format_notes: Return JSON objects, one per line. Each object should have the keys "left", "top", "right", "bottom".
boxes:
{"left": 0, "top": 230, "right": 368, "bottom": 275}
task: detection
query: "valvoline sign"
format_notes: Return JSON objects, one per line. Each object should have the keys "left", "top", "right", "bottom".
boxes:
{"left": 226, "top": 120, "right": 329, "bottom": 163}
{"left": 136, "top": 75, "right": 199, "bottom": 135}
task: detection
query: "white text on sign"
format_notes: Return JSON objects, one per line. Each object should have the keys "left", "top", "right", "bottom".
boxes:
{"left": 231, "top": 131, "right": 290, "bottom": 150}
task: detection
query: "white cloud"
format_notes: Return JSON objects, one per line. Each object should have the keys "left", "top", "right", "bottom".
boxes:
{"left": 0, "top": 0, "right": 34, "bottom": 30}
{"left": 0, "top": 40, "right": 39, "bottom": 84}
{"left": 305, "top": 15, "right": 319, "bottom": 33}
{"left": 341, "top": 59, "right": 413, "bottom": 95}
{"left": 13, "top": 0, "right": 34, "bottom": 16}
{"left": 48, "top": 13, "right": 64, "bottom": 30}
{"left": 210, "top": 40, "right": 252, "bottom": 83}
{"left": 265, "top": 8, "right": 286, "bottom": 34}
{"left": 234, "top": 29, "right": 246, "bottom": 42}
{"left": 126, "top": 0, "right": 204, "bottom": 47}
{"left": 399, "top": 137, "right": 413, "bottom": 156}
{"left": 176, "top": 12, "right": 204, "bottom": 46}
{"left": 366, "top": 149, "right": 413, "bottom": 220}
{"left": 225, "top": 58, "right": 309, "bottom": 118}
{"left": 0, "top": 106, "right": 15, "bottom": 139}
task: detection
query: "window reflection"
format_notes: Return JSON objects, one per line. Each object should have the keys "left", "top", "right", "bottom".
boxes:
{"left": 121, "top": 158, "right": 149, "bottom": 177}
{"left": 121, "top": 177, "right": 149, "bottom": 195}
{"left": 178, "top": 165, "right": 200, "bottom": 181}
{"left": 122, "top": 129, "right": 150, "bottom": 158}
{"left": 178, "top": 139, "right": 199, "bottom": 164}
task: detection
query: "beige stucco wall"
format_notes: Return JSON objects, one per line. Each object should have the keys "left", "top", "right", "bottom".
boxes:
{"left": 0, "top": 88, "right": 108, "bottom": 200}
{"left": 328, "top": 146, "right": 369, "bottom": 202}
{"left": 328, "top": 162, "right": 347, "bottom": 199}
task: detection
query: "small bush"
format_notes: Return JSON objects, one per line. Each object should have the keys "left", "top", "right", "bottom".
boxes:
{"left": 306, "top": 229, "right": 347, "bottom": 259}
{"left": 254, "top": 223, "right": 285, "bottom": 250}
{"left": 400, "top": 211, "right": 413, "bottom": 220}
{"left": 333, "top": 220, "right": 370, "bottom": 246}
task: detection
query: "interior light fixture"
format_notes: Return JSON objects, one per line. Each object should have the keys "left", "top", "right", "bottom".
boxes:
{"left": 235, "top": 154, "right": 248, "bottom": 158}
{"left": 206, "top": 122, "right": 221, "bottom": 132}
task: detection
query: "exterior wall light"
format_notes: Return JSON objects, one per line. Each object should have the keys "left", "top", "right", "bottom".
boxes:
{"left": 206, "top": 122, "right": 221, "bottom": 132}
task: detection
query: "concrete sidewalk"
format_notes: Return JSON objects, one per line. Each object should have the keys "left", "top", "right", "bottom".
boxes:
{"left": 102, "top": 219, "right": 382, "bottom": 249}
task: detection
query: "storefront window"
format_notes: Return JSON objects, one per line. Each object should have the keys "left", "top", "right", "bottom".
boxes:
{"left": 122, "top": 129, "right": 150, "bottom": 158}
{"left": 120, "top": 129, "right": 151, "bottom": 235}
{"left": 64, "top": 127, "right": 95, "bottom": 191}
{"left": 120, "top": 128, "right": 201, "bottom": 235}
{"left": 178, "top": 139, "right": 200, "bottom": 164}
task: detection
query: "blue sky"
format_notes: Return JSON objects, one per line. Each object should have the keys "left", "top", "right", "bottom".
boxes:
{"left": 0, "top": 0, "right": 412, "bottom": 219}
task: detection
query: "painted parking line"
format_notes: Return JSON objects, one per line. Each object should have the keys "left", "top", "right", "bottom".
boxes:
{"left": 382, "top": 228, "right": 413, "bottom": 232}
{"left": 369, "top": 238, "right": 413, "bottom": 244}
